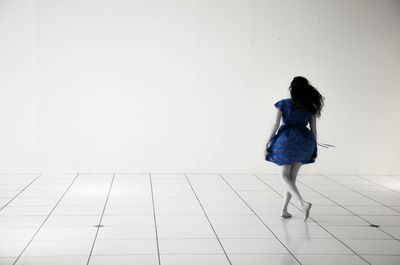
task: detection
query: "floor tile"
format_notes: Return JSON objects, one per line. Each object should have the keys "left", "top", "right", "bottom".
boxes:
{"left": 52, "top": 206, "right": 104, "bottom": 216}
{"left": 159, "top": 239, "right": 223, "bottom": 254}
{"left": 249, "top": 205, "right": 302, "bottom": 215}
{"left": 22, "top": 240, "right": 93, "bottom": 256}
{"left": 45, "top": 215, "right": 101, "bottom": 227}
{"left": 259, "top": 215, "right": 318, "bottom": 226}
{"left": 104, "top": 206, "right": 154, "bottom": 215}
{"left": 324, "top": 225, "right": 392, "bottom": 239}
{"left": 96, "top": 226, "right": 156, "bottom": 239}
{"left": 379, "top": 226, "right": 400, "bottom": 239}
{"left": 0, "top": 227, "right": 37, "bottom": 241}
{"left": 361, "top": 216, "right": 400, "bottom": 226}
{"left": 91, "top": 239, "right": 157, "bottom": 255}
{"left": 157, "top": 225, "right": 215, "bottom": 238}
{"left": 204, "top": 206, "right": 254, "bottom": 215}
{"left": 106, "top": 196, "right": 152, "bottom": 205}
{"left": 89, "top": 255, "right": 158, "bottom": 265}
{"left": 7, "top": 198, "right": 60, "bottom": 207}
{"left": 0, "top": 206, "right": 53, "bottom": 216}
{"left": 345, "top": 206, "right": 400, "bottom": 215}
{"left": 1, "top": 173, "right": 400, "bottom": 264}
{"left": 208, "top": 215, "right": 264, "bottom": 226}
{"left": 228, "top": 254, "right": 300, "bottom": 265}
{"left": 160, "top": 254, "right": 230, "bottom": 265}
{"left": 268, "top": 225, "right": 333, "bottom": 239}
{"left": 15, "top": 256, "right": 88, "bottom": 265}
{"left": 101, "top": 215, "right": 154, "bottom": 226}
{"left": 0, "top": 241, "right": 28, "bottom": 257}
{"left": 0, "top": 258, "right": 16, "bottom": 265}
{"left": 296, "top": 254, "right": 368, "bottom": 265}
{"left": 373, "top": 197, "right": 400, "bottom": 206}
{"left": 311, "top": 215, "right": 369, "bottom": 226}
{"left": 156, "top": 215, "right": 209, "bottom": 226}
{"left": 332, "top": 197, "right": 381, "bottom": 206}
{"left": 35, "top": 226, "right": 98, "bottom": 240}
{"left": 155, "top": 206, "right": 204, "bottom": 215}
{"left": 361, "top": 255, "right": 400, "bottom": 265}
{"left": 342, "top": 239, "right": 400, "bottom": 255}
{"left": 214, "top": 225, "right": 275, "bottom": 238}
{"left": 307, "top": 205, "right": 352, "bottom": 215}
{"left": 393, "top": 206, "right": 400, "bottom": 211}
{"left": 280, "top": 238, "right": 352, "bottom": 254}
{"left": 0, "top": 216, "right": 45, "bottom": 227}
{"left": 220, "top": 238, "right": 288, "bottom": 254}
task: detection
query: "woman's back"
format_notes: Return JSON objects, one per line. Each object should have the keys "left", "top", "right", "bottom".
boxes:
{"left": 275, "top": 98, "right": 312, "bottom": 126}
{"left": 266, "top": 97, "right": 317, "bottom": 165}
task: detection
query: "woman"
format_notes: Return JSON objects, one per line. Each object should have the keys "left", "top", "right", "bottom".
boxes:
{"left": 265, "top": 76, "right": 324, "bottom": 220}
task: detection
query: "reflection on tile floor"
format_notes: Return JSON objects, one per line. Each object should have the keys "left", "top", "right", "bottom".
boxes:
{"left": 1, "top": 173, "right": 400, "bottom": 265}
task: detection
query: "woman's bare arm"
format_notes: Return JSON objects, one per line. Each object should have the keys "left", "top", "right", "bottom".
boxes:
{"left": 309, "top": 114, "right": 317, "bottom": 158}
{"left": 309, "top": 114, "right": 317, "bottom": 141}
{"left": 266, "top": 108, "right": 282, "bottom": 146}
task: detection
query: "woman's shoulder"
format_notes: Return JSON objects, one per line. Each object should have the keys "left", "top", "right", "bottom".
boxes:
{"left": 276, "top": 98, "right": 291, "bottom": 103}
{"left": 274, "top": 98, "right": 289, "bottom": 111}
{"left": 279, "top": 98, "right": 292, "bottom": 106}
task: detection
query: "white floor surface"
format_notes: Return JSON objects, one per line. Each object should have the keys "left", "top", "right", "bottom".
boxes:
{"left": 0, "top": 173, "right": 399, "bottom": 265}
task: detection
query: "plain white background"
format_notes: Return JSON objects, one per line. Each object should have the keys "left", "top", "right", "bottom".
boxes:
{"left": 0, "top": 0, "right": 399, "bottom": 174}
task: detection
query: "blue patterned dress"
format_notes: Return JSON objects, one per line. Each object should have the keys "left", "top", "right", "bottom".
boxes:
{"left": 265, "top": 98, "right": 317, "bottom": 165}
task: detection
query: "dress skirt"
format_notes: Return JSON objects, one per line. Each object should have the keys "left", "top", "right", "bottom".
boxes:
{"left": 265, "top": 124, "right": 317, "bottom": 165}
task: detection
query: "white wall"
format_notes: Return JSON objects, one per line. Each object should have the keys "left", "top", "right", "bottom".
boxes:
{"left": 0, "top": 0, "right": 399, "bottom": 174}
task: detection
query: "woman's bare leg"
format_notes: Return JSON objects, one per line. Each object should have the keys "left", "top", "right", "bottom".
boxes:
{"left": 281, "top": 162, "right": 302, "bottom": 215}
{"left": 280, "top": 164, "right": 306, "bottom": 207}
{"left": 280, "top": 165, "right": 292, "bottom": 217}
{"left": 290, "top": 162, "right": 302, "bottom": 183}
{"left": 284, "top": 162, "right": 312, "bottom": 220}
{"left": 281, "top": 190, "right": 292, "bottom": 217}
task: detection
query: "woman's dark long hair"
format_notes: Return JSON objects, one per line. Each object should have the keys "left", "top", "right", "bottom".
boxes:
{"left": 289, "top": 76, "right": 324, "bottom": 117}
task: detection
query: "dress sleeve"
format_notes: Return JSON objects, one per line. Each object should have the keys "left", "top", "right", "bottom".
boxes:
{"left": 274, "top": 99, "right": 286, "bottom": 111}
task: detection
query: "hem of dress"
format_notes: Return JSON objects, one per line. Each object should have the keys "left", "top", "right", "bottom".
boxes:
{"left": 265, "top": 157, "right": 315, "bottom": 165}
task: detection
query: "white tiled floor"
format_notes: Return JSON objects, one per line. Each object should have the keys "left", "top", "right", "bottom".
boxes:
{"left": 0, "top": 173, "right": 400, "bottom": 265}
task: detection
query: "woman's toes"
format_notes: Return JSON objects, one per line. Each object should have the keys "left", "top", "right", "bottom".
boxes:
{"left": 303, "top": 202, "right": 312, "bottom": 221}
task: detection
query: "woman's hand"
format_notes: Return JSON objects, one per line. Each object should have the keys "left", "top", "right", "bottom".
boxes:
{"left": 264, "top": 142, "right": 271, "bottom": 157}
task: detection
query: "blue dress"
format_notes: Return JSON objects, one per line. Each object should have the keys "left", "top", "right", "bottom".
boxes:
{"left": 265, "top": 98, "right": 317, "bottom": 165}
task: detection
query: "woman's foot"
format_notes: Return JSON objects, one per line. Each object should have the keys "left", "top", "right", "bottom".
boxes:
{"left": 303, "top": 202, "right": 312, "bottom": 221}
{"left": 280, "top": 210, "right": 292, "bottom": 219}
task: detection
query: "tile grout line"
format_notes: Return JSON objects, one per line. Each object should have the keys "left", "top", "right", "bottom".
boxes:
{"left": 2, "top": 223, "right": 397, "bottom": 228}
{"left": 354, "top": 175, "right": 400, "bottom": 195}
{"left": 5, "top": 236, "right": 399, "bottom": 241}
{"left": 4, "top": 252, "right": 389, "bottom": 257}
{"left": 0, "top": 174, "right": 42, "bottom": 211}
{"left": 253, "top": 174, "right": 371, "bottom": 265}
{"left": 149, "top": 173, "right": 162, "bottom": 265}
{"left": 12, "top": 173, "right": 80, "bottom": 265}
{"left": 0, "top": 173, "right": 39, "bottom": 175}
{"left": 184, "top": 173, "right": 233, "bottom": 265}
{"left": 86, "top": 174, "right": 116, "bottom": 265}
{"left": 2, "top": 173, "right": 397, "bottom": 176}
{"left": 3, "top": 213, "right": 400, "bottom": 217}
{"left": 321, "top": 175, "right": 400, "bottom": 215}
{"left": 218, "top": 173, "right": 303, "bottom": 265}
{"left": 296, "top": 176, "right": 399, "bottom": 241}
